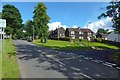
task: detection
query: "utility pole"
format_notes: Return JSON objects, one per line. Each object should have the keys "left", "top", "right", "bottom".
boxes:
{"left": 58, "top": 25, "right": 59, "bottom": 40}
{"left": 32, "top": 25, "right": 34, "bottom": 40}
{"left": 87, "top": 22, "right": 91, "bottom": 48}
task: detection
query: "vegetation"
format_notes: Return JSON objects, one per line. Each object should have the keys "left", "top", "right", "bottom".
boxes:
{"left": 106, "top": 52, "right": 120, "bottom": 66}
{"left": 33, "top": 2, "right": 50, "bottom": 43}
{"left": 24, "top": 20, "right": 34, "bottom": 38}
{"left": 2, "top": 4, "right": 23, "bottom": 39}
{"left": 1, "top": 39, "right": 20, "bottom": 78}
{"left": 0, "top": 12, "right": 2, "bottom": 18}
{"left": 97, "top": 28, "right": 109, "bottom": 34}
{"left": 33, "top": 39, "right": 119, "bottom": 50}
{"left": 98, "top": 1, "right": 120, "bottom": 33}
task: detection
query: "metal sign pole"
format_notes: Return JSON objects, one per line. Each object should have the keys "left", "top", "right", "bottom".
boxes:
{"left": 3, "top": 28, "right": 4, "bottom": 52}
{"left": 1, "top": 27, "right": 2, "bottom": 54}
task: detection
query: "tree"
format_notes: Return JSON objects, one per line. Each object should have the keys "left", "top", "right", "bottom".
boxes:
{"left": 98, "top": 1, "right": 120, "bottom": 33}
{"left": 2, "top": 4, "right": 23, "bottom": 39}
{"left": 16, "top": 24, "right": 25, "bottom": 39}
{"left": 25, "top": 20, "right": 34, "bottom": 38}
{"left": 33, "top": 2, "right": 50, "bottom": 43}
{"left": 97, "top": 28, "right": 109, "bottom": 34}
{"left": 0, "top": 12, "right": 2, "bottom": 18}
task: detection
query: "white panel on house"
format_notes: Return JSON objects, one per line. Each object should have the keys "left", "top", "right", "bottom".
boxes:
{"left": 71, "top": 36, "right": 75, "bottom": 39}
{"left": 71, "top": 31, "right": 75, "bottom": 34}
{"left": 71, "top": 35, "right": 75, "bottom": 39}
{"left": 79, "top": 31, "right": 82, "bottom": 34}
{"left": 79, "top": 36, "right": 83, "bottom": 39}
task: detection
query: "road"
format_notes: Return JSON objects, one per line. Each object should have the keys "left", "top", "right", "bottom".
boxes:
{"left": 14, "top": 40, "right": 119, "bottom": 79}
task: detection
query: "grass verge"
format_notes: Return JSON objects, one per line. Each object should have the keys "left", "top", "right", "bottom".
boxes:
{"left": 1, "top": 39, "right": 20, "bottom": 78}
{"left": 33, "top": 39, "right": 119, "bottom": 50}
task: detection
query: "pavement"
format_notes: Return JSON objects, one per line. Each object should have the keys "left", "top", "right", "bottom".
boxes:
{"left": 14, "top": 40, "right": 120, "bottom": 79}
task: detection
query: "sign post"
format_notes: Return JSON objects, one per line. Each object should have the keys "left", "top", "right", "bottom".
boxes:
{"left": 0, "top": 19, "right": 6, "bottom": 79}
{"left": 0, "top": 19, "right": 6, "bottom": 53}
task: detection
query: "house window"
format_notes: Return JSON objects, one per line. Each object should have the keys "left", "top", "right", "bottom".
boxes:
{"left": 71, "top": 36, "right": 75, "bottom": 39}
{"left": 71, "top": 35, "right": 75, "bottom": 39}
{"left": 79, "top": 36, "right": 83, "bottom": 39}
{"left": 71, "top": 31, "right": 75, "bottom": 34}
{"left": 88, "top": 32, "right": 91, "bottom": 34}
{"left": 79, "top": 31, "right": 83, "bottom": 34}
{"left": 60, "top": 34, "right": 62, "bottom": 36}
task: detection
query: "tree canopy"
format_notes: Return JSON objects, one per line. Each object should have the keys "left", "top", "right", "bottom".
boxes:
{"left": 98, "top": 1, "right": 120, "bottom": 33}
{"left": 0, "top": 12, "right": 2, "bottom": 18}
{"left": 2, "top": 4, "right": 23, "bottom": 39}
{"left": 97, "top": 28, "right": 109, "bottom": 34}
{"left": 25, "top": 20, "right": 34, "bottom": 37}
{"left": 33, "top": 2, "right": 50, "bottom": 42}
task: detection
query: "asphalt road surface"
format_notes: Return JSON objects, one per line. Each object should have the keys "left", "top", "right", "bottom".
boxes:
{"left": 14, "top": 40, "right": 120, "bottom": 79}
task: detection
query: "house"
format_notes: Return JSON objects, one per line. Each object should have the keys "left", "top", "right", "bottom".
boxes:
{"left": 107, "top": 32, "right": 120, "bottom": 43}
{"left": 96, "top": 33, "right": 108, "bottom": 40}
{"left": 49, "top": 27, "right": 65, "bottom": 38}
{"left": 65, "top": 28, "right": 94, "bottom": 40}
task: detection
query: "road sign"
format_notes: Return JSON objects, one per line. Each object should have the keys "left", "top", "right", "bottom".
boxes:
{"left": 0, "top": 19, "right": 6, "bottom": 28}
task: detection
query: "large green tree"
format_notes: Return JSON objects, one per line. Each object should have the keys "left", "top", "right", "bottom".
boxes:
{"left": 2, "top": 4, "right": 23, "bottom": 39}
{"left": 25, "top": 20, "right": 34, "bottom": 37}
{"left": 98, "top": 1, "right": 120, "bottom": 33}
{"left": 33, "top": 2, "right": 50, "bottom": 43}
{"left": 97, "top": 28, "right": 109, "bottom": 34}
{"left": 0, "top": 12, "right": 2, "bottom": 18}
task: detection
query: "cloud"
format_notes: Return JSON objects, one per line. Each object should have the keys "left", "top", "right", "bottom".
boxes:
{"left": 48, "top": 22, "right": 79, "bottom": 31}
{"left": 48, "top": 22, "right": 67, "bottom": 31}
{"left": 84, "top": 17, "right": 113, "bottom": 33}
{"left": 48, "top": 18, "right": 113, "bottom": 33}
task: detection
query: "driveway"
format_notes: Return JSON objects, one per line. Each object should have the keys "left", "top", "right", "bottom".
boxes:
{"left": 14, "top": 40, "right": 119, "bottom": 79}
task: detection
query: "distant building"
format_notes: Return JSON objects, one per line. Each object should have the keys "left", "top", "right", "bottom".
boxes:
{"left": 107, "top": 32, "right": 120, "bottom": 43}
{"left": 49, "top": 27, "right": 65, "bottom": 38}
{"left": 65, "top": 28, "right": 94, "bottom": 40}
{"left": 96, "top": 33, "right": 108, "bottom": 40}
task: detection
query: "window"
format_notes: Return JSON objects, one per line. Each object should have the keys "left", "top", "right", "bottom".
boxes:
{"left": 79, "top": 31, "right": 83, "bottom": 34}
{"left": 71, "top": 36, "right": 75, "bottom": 39}
{"left": 60, "top": 34, "right": 62, "bottom": 36}
{"left": 71, "top": 31, "right": 75, "bottom": 34}
{"left": 88, "top": 32, "right": 91, "bottom": 34}
{"left": 79, "top": 36, "right": 83, "bottom": 39}
{"left": 71, "top": 35, "right": 75, "bottom": 39}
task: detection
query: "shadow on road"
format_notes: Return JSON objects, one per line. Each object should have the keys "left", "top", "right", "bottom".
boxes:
{"left": 14, "top": 40, "right": 119, "bottom": 79}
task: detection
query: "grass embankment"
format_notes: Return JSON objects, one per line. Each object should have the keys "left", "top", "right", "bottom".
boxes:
{"left": 33, "top": 39, "right": 119, "bottom": 50}
{"left": 1, "top": 39, "right": 20, "bottom": 78}
{"left": 110, "top": 52, "right": 120, "bottom": 63}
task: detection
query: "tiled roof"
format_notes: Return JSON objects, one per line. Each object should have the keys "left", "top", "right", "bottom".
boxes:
{"left": 66, "top": 28, "right": 93, "bottom": 33}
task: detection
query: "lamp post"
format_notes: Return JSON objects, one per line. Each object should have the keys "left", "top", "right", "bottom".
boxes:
{"left": 32, "top": 25, "right": 34, "bottom": 40}
{"left": 87, "top": 22, "right": 91, "bottom": 48}
{"left": 23, "top": 30, "right": 26, "bottom": 39}
{"left": 58, "top": 25, "right": 59, "bottom": 40}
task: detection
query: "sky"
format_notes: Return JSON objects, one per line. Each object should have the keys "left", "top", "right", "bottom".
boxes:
{"left": 1, "top": 2, "right": 113, "bottom": 32}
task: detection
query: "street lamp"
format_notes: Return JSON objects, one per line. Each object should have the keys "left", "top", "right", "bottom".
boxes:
{"left": 58, "top": 25, "right": 59, "bottom": 40}
{"left": 87, "top": 22, "right": 91, "bottom": 48}
{"left": 32, "top": 25, "right": 34, "bottom": 40}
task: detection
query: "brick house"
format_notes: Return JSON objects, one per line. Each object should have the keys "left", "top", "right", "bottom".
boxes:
{"left": 65, "top": 28, "right": 94, "bottom": 40}
{"left": 49, "top": 27, "right": 65, "bottom": 38}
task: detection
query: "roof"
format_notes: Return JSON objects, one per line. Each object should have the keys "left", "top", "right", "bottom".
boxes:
{"left": 80, "top": 28, "right": 93, "bottom": 33}
{"left": 66, "top": 28, "right": 93, "bottom": 33}
{"left": 67, "top": 28, "right": 78, "bottom": 31}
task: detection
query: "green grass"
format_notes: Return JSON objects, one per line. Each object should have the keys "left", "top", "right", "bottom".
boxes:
{"left": 111, "top": 52, "right": 120, "bottom": 62}
{"left": 1, "top": 39, "right": 20, "bottom": 78}
{"left": 33, "top": 39, "right": 119, "bottom": 50}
